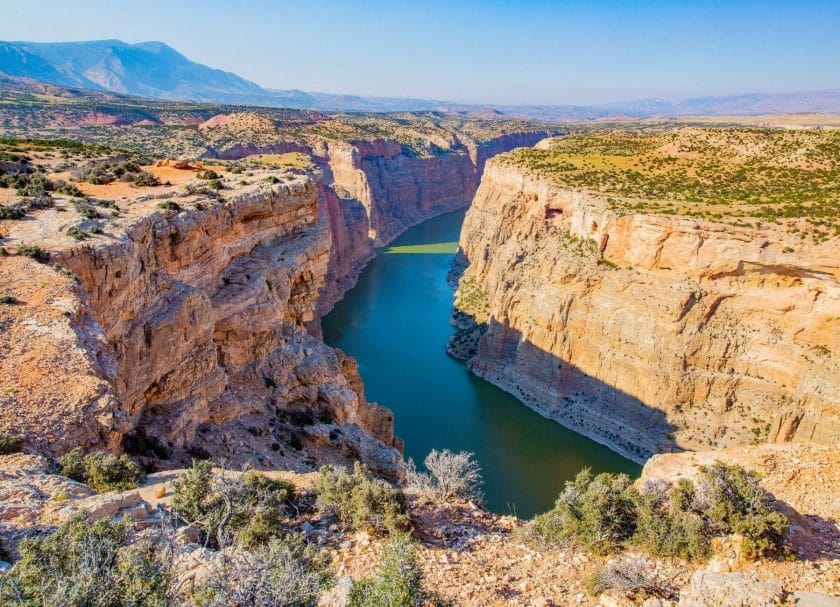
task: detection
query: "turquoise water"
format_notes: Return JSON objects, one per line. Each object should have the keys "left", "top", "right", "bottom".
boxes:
{"left": 322, "top": 209, "right": 640, "bottom": 517}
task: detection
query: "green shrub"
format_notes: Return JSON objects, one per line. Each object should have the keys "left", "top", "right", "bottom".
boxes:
{"left": 58, "top": 447, "right": 86, "bottom": 482}
{"left": 83, "top": 452, "right": 145, "bottom": 493}
{"left": 631, "top": 484, "right": 710, "bottom": 561}
{"left": 197, "top": 170, "right": 220, "bottom": 180}
{"left": 349, "top": 536, "right": 423, "bottom": 607}
{"left": 314, "top": 462, "right": 410, "bottom": 534}
{"left": 237, "top": 509, "right": 285, "bottom": 550}
{"left": 66, "top": 225, "right": 87, "bottom": 240}
{"left": 0, "top": 295, "right": 19, "bottom": 305}
{"left": 195, "top": 535, "right": 326, "bottom": 607}
{"left": 0, "top": 205, "right": 25, "bottom": 220}
{"left": 0, "top": 513, "right": 171, "bottom": 607}
{"left": 76, "top": 204, "right": 101, "bottom": 219}
{"left": 52, "top": 179, "right": 83, "bottom": 197}
{"left": 698, "top": 462, "right": 788, "bottom": 559}
{"left": 23, "top": 193, "right": 54, "bottom": 211}
{"left": 156, "top": 200, "right": 181, "bottom": 211}
{"left": 0, "top": 432, "right": 23, "bottom": 455}
{"left": 240, "top": 469, "right": 294, "bottom": 511}
{"left": 235, "top": 471, "right": 294, "bottom": 549}
{"left": 15, "top": 244, "right": 49, "bottom": 264}
{"left": 529, "top": 469, "right": 636, "bottom": 554}
{"left": 58, "top": 448, "right": 144, "bottom": 493}
{"left": 132, "top": 171, "right": 159, "bottom": 187}
{"left": 529, "top": 462, "right": 788, "bottom": 562}
{"left": 265, "top": 175, "right": 280, "bottom": 184}
{"left": 172, "top": 463, "right": 293, "bottom": 549}
{"left": 172, "top": 459, "right": 216, "bottom": 524}
{"left": 71, "top": 156, "right": 149, "bottom": 186}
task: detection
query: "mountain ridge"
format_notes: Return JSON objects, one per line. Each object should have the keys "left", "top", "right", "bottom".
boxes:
{"left": 1, "top": 39, "right": 839, "bottom": 117}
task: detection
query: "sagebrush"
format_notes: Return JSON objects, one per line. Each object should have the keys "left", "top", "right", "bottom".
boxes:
{"left": 314, "top": 462, "right": 410, "bottom": 535}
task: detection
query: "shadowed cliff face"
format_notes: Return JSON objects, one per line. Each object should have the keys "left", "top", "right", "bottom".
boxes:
{"left": 453, "top": 158, "right": 840, "bottom": 461}
{"left": 469, "top": 318, "right": 677, "bottom": 463}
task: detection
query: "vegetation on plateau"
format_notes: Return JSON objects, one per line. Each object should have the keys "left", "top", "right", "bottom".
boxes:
{"left": 507, "top": 128, "right": 840, "bottom": 241}
{"left": 314, "top": 462, "right": 410, "bottom": 535}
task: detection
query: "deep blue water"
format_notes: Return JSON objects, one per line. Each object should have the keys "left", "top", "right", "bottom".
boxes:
{"left": 322, "top": 209, "right": 640, "bottom": 517}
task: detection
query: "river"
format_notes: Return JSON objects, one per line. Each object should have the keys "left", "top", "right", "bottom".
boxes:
{"left": 322, "top": 208, "right": 640, "bottom": 517}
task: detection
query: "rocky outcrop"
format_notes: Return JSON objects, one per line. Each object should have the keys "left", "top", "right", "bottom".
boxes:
{"left": 198, "top": 128, "right": 554, "bottom": 315}
{"left": 454, "top": 159, "right": 840, "bottom": 462}
{"left": 1, "top": 177, "right": 400, "bottom": 475}
{"left": 678, "top": 571, "right": 784, "bottom": 607}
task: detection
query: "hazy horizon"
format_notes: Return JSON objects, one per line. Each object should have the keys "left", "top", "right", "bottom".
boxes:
{"left": 1, "top": 0, "right": 839, "bottom": 106}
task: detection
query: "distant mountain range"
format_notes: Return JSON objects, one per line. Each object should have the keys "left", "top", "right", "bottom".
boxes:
{"left": 1, "top": 39, "right": 838, "bottom": 118}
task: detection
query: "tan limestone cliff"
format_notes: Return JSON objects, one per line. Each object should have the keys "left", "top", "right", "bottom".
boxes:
{"left": 0, "top": 174, "right": 400, "bottom": 476}
{"left": 453, "top": 159, "right": 840, "bottom": 462}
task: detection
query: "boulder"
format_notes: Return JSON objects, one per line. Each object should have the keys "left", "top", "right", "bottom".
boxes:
{"left": 679, "top": 571, "right": 784, "bottom": 607}
{"left": 792, "top": 592, "right": 840, "bottom": 607}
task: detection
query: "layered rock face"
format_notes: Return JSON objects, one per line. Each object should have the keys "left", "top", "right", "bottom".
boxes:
{"left": 454, "top": 160, "right": 840, "bottom": 462}
{"left": 311, "top": 132, "right": 552, "bottom": 314}
{"left": 1, "top": 179, "right": 400, "bottom": 475}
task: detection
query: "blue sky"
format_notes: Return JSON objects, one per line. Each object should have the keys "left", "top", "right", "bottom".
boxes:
{"left": 1, "top": 0, "right": 838, "bottom": 105}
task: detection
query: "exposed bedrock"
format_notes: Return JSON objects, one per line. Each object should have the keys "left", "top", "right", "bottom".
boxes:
{"left": 5, "top": 180, "right": 401, "bottom": 476}
{"left": 453, "top": 160, "right": 840, "bottom": 463}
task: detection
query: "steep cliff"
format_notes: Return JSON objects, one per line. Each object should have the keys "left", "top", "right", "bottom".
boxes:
{"left": 312, "top": 131, "right": 552, "bottom": 314}
{"left": 453, "top": 148, "right": 840, "bottom": 462}
{"left": 0, "top": 169, "right": 401, "bottom": 476}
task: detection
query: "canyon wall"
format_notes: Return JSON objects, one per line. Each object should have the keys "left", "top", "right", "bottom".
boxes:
{"left": 312, "top": 132, "right": 552, "bottom": 314}
{"left": 453, "top": 159, "right": 840, "bottom": 462}
{"left": 1, "top": 179, "right": 401, "bottom": 476}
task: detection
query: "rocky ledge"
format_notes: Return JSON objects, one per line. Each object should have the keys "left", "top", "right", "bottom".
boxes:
{"left": 1, "top": 450, "right": 836, "bottom": 606}
{"left": 310, "top": 131, "right": 555, "bottom": 315}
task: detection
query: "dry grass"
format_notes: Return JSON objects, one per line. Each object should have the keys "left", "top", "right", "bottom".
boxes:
{"left": 506, "top": 127, "right": 840, "bottom": 240}
{"left": 251, "top": 152, "right": 313, "bottom": 170}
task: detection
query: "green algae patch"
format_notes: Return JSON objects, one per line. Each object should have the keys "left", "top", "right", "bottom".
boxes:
{"left": 384, "top": 241, "right": 459, "bottom": 254}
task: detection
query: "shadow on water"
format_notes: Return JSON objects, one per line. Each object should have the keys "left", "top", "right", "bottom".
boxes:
{"left": 322, "top": 208, "right": 642, "bottom": 518}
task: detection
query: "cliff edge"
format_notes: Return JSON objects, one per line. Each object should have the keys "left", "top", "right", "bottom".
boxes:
{"left": 453, "top": 128, "right": 840, "bottom": 462}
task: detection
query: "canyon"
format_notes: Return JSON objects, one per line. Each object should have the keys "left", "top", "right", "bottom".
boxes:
{"left": 452, "top": 132, "right": 840, "bottom": 463}
{"left": 0, "top": 126, "right": 550, "bottom": 478}
{"left": 201, "top": 130, "right": 553, "bottom": 314}
{"left": 1, "top": 124, "right": 839, "bottom": 606}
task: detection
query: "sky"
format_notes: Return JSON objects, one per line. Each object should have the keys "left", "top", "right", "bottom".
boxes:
{"left": 0, "top": 0, "right": 838, "bottom": 106}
